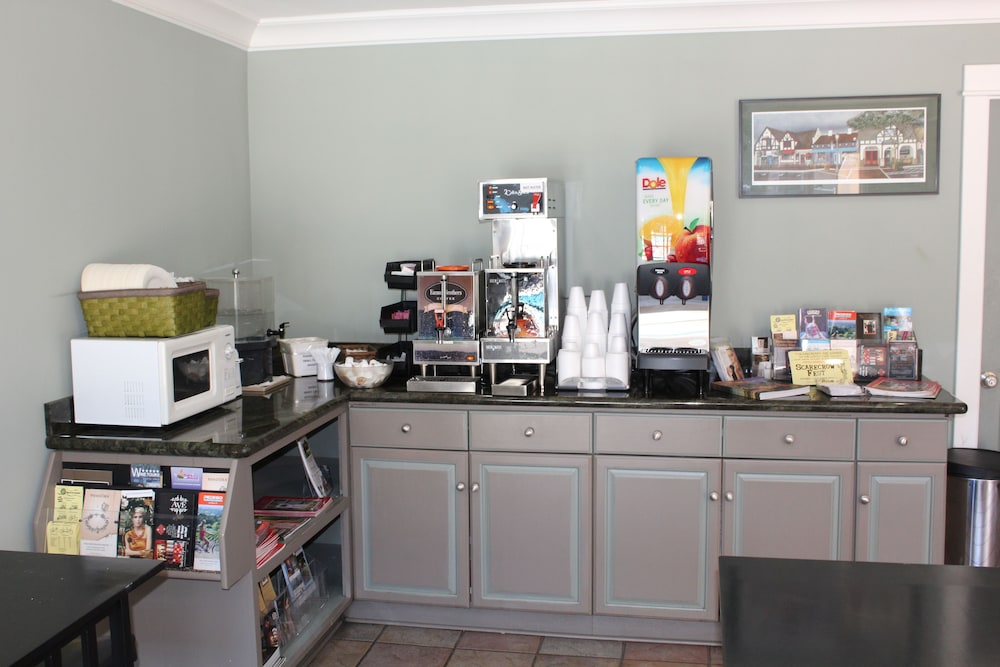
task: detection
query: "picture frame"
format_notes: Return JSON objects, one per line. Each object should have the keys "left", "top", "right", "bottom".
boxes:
{"left": 739, "top": 94, "right": 940, "bottom": 197}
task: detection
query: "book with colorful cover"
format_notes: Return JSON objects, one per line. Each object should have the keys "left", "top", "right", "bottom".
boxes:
{"left": 798, "top": 307, "right": 828, "bottom": 341}
{"left": 864, "top": 377, "right": 941, "bottom": 399}
{"left": 253, "top": 495, "right": 331, "bottom": 517}
{"left": 130, "top": 463, "right": 163, "bottom": 489}
{"left": 79, "top": 487, "right": 121, "bottom": 557}
{"left": 712, "top": 376, "right": 812, "bottom": 400}
{"left": 280, "top": 548, "right": 317, "bottom": 606}
{"left": 857, "top": 344, "right": 888, "bottom": 379}
{"left": 711, "top": 343, "right": 744, "bottom": 382}
{"left": 153, "top": 489, "right": 198, "bottom": 569}
{"left": 882, "top": 306, "right": 915, "bottom": 341}
{"left": 118, "top": 489, "right": 155, "bottom": 558}
{"left": 194, "top": 491, "right": 226, "bottom": 572}
{"left": 828, "top": 310, "right": 857, "bottom": 339}
{"left": 169, "top": 467, "right": 204, "bottom": 490}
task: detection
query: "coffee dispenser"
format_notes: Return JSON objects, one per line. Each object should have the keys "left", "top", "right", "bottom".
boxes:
{"left": 478, "top": 178, "right": 564, "bottom": 393}
{"left": 635, "top": 157, "right": 713, "bottom": 394}
{"left": 410, "top": 263, "right": 485, "bottom": 385}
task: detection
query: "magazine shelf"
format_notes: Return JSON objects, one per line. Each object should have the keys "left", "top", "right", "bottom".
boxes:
{"left": 35, "top": 383, "right": 351, "bottom": 667}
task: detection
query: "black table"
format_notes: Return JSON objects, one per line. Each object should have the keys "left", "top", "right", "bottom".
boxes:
{"left": 719, "top": 556, "right": 1000, "bottom": 667}
{"left": 2, "top": 551, "right": 163, "bottom": 666}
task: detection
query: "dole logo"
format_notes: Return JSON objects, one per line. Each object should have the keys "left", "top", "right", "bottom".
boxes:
{"left": 642, "top": 176, "right": 667, "bottom": 190}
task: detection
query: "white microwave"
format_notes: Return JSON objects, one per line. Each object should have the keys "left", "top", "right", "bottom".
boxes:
{"left": 71, "top": 325, "right": 242, "bottom": 427}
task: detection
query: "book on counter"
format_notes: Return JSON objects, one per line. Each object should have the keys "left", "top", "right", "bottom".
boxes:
{"left": 711, "top": 343, "right": 744, "bottom": 382}
{"left": 817, "top": 383, "right": 866, "bottom": 397}
{"left": 864, "top": 377, "right": 941, "bottom": 399}
{"left": 254, "top": 495, "right": 332, "bottom": 518}
{"left": 712, "top": 376, "right": 812, "bottom": 400}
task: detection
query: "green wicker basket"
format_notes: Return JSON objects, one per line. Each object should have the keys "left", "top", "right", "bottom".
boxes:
{"left": 78, "top": 281, "right": 219, "bottom": 337}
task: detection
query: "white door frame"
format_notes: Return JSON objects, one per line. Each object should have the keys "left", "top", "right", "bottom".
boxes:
{"left": 954, "top": 64, "right": 1000, "bottom": 448}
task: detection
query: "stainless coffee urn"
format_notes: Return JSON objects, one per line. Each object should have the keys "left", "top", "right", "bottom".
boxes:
{"left": 479, "top": 178, "right": 564, "bottom": 393}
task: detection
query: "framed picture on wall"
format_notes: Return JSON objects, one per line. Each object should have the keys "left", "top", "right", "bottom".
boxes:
{"left": 739, "top": 94, "right": 941, "bottom": 197}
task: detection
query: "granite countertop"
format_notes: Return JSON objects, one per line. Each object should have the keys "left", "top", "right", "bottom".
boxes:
{"left": 45, "top": 374, "right": 967, "bottom": 458}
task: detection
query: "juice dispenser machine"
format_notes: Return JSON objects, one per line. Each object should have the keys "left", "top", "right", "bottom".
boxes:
{"left": 635, "top": 157, "right": 713, "bottom": 394}
{"left": 479, "top": 178, "right": 564, "bottom": 393}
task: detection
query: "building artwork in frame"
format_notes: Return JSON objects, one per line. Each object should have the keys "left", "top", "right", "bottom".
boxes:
{"left": 739, "top": 94, "right": 941, "bottom": 197}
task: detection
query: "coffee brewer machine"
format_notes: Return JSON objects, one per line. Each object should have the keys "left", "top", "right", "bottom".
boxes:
{"left": 478, "top": 178, "right": 564, "bottom": 393}
{"left": 635, "top": 157, "right": 713, "bottom": 395}
{"left": 408, "top": 263, "right": 485, "bottom": 392}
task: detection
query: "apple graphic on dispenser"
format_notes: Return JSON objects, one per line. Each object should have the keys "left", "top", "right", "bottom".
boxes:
{"left": 673, "top": 217, "right": 710, "bottom": 264}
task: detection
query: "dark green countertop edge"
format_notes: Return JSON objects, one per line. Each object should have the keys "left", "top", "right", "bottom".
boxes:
{"left": 44, "top": 377, "right": 967, "bottom": 458}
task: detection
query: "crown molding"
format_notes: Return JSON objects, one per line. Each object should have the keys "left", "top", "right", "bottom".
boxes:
{"left": 112, "top": 0, "right": 1000, "bottom": 51}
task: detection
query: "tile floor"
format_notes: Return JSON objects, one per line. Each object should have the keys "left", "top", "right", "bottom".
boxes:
{"left": 308, "top": 622, "right": 724, "bottom": 667}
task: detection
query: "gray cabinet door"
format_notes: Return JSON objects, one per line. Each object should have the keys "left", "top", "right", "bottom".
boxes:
{"left": 594, "top": 456, "right": 722, "bottom": 620}
{"left": 352, "top": 447, "right": 470, "bottom": 606}
{"left": 856, "top": 462, "right": 945, "bottom": 564}
{"left": 470, "top": 452, "right": 592, "bottom": 613}
{"left": 723, "top": 459, "right": 854, "bottom": 560}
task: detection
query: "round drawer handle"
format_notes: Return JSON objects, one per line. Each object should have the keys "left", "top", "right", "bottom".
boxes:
{"left": 524, "top": 427, "right": 535, "bottom": 438}
{"left": 725, "top": 491, "right": 734, "bottom": 502}
{"left": 896, "top": 436, "right": 909, "bottom": 446}
{"left": 456, "top": 482, "right": 466, "bottom": 492}
{"left": 471, "top": 483, "right": 480, "bottom": 493}
{"left": 709, "top": 491, "right": 720, "bottom": 501}
{"left": 783, "top": 434, "right": 795, "bottom": 445}
{"left": 401, "top": 423, "right": 412, "bottom": 433}
{"left": 652, "top": 430, "right": 663, "bottom": 441}
{"left": 860, "top": 495, "right": 871, "bottom": 505}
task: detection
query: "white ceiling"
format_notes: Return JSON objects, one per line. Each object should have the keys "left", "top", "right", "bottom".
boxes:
{"left": 112, "top": 0, "right": 1000, "bottom": 51}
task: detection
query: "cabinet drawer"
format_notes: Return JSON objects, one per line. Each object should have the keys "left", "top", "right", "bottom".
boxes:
{"left": 857, "top": 419, "right": 948, "bottom": 462}
{"left": 349, "top": 407, "right": 468, "bottom": 450}
{"left": 469, "top": 411, "right": 592, "bottom": 452}
{"left": 724, "top": 416, "right": 855, "bottom": 460}
{"left": 594, "top": 413, "right": 721, "bottom": 456}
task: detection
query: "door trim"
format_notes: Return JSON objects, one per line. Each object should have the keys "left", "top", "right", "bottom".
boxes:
{"left": 955, "top": 64, "right": 1000, "bottom": 447}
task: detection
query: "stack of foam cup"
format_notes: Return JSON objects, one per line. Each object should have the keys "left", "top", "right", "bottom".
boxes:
{"left": 558, "top": 283, "right": 632, "bottom": 388}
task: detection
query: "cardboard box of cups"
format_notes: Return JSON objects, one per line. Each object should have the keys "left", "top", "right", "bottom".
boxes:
{"left": 557, "top": 283, "right": 632, "bottom": 391}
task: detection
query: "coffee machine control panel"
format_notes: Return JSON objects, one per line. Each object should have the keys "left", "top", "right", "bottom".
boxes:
{"left": 479, "top": 178, "right": 562, "bottom": 220}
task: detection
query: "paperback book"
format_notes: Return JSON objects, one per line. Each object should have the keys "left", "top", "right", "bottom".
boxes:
{"left": 712, "top": 376, "right": 812, "bottom": 400}
{"left": 280, "top": 548, "right": 318, "bottom": 607}
{"left": 79, "top": 487, "right": 121, "bottom": 557}
{"left": 194, "top": 491, "right": 226, "bottom": 572}
{"left": 130, "top": 463, "right": 163, "bottom": 489}
{"left": 153, "top": 489, "right": 198, "bottom": 569}
{"left": 711, "top": 343, "right": 744, "bottom": 382}
{"left": 254, "top": 495, "right": 331, "bottom": 518}
{"left": 864, "top": 377, "right": 941, "bottom": 399}
{"left": 118, "top": 489, "right": 155, "bottom": 559}
{"left": 169, "top": 467, "right": 204, "bottom": 490}
{"left": 882, "top": 307, "right": 915, "bottom": 341}
{"left": 798, "top": 307, "right": 828, "bottom": 341}
{"left": 297, "top": 437, "right": 332, "bottom": 498}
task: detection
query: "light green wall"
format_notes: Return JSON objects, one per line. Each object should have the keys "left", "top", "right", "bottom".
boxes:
{"left": 248, "top": 25, "right": 999, "bottom": 388}
{"left": 0, "top": 0, "right": 250, "bottom": 550}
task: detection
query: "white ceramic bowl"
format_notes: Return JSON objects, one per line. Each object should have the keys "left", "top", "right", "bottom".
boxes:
{"left": 334, "top": 361, "right": 393, "bottom": 388}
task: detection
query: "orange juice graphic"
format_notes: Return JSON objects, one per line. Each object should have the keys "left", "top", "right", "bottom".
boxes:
{"left": 636, "top": 157, "right": 712, "bottom": 264}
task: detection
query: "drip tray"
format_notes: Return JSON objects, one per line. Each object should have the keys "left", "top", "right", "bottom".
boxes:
{"left": 407, "top": 376, "right": 481, "bottom": 394}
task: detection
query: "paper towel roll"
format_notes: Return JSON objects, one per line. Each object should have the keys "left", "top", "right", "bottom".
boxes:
{"left": 81, "top": 263, "right": 177, "bottom": 291}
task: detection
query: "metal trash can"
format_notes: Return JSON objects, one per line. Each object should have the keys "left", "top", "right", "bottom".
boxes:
{"left": 945, "top": 447, "right": 1000, "bottom": 566}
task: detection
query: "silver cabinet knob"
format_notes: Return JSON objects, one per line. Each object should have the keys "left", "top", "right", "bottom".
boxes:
{"left": 652, "top": 430, "right": 663, "bottom": 441}
{"left": 456, "top": 482, "right": 466, "bottom": 491}
{"left": 783, "top": 434, "right": 795, "bottom": 445}
{"left": 860, "top": 495, "right": 871, "bottom": 505}
{"left": 896, "top": 436, "right": 909, "bottom": 447}
{"left": 401, "top": 423, "right": 412, "bottom": 433}
{"left": 709, "top": 491, "right": 720, "bottom": 501}
{"left": 471, "top": 483, "right": 480, "bottom": 493}
{"left": 725, "top": 491, "right": 734, "bottom": 502}
{"left": 524, "top": 427, "right": 535, "bottom": 437}
{"left": 982, "top": 371, "right": 999, "bottom": 389}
